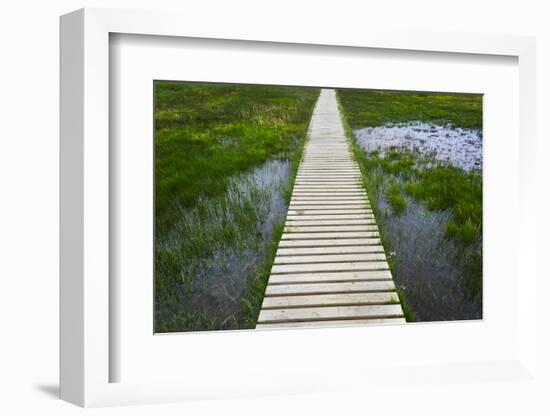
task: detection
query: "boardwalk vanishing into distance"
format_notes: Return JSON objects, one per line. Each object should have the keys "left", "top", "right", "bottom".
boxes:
{"left": 256, "top": 89, "right": 405, "bottom": 329}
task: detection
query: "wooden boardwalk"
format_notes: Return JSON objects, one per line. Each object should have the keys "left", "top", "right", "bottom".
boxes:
{"left": 256, "top": 89, "right": 405, "bottom": 329}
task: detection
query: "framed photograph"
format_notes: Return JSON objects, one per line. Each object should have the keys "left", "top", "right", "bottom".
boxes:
{"left": 60, "top": 7, "right": 537, "bottom": 407}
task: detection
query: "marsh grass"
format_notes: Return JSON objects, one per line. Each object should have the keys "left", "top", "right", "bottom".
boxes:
{"left": 338, "top": 89, "right": 482, "bottom": 129}
{"left": 336, "top": 89, "right": 482, "bottom": 322}
{"left": 155, "top": 81, "right": 320, "bottom": 231}
{"left": 155, "top": 82, "right": 319, "bottom": 332}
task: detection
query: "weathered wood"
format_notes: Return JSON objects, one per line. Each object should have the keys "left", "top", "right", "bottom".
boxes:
{"left": 257, "top": 304, "right": 404, "bottom": 323}
{"left": 285, "top": 219, "right": 376, "bottom": 226}
{"left": 267, "top": 270, "right": 393, "bottom": 284}
{"left": 276, "top": 245, "right": 385, "bottom": 257}
{"left": 265, "top": 280, "right": 396, "bottom": 296}
{"left": 256, "top": 318, "right": 406, "bottom": 329}
{"left": 286, "top": 214, "right": 374, "bottom": 221}
{"left": 277, "top": 238, "right": 381, "bottom": 248}
{"left": 261, "top": 292, "right": 399, "bottom": 309}
{"left": 291, "top": 195, "right": 369, "bottom": 202}
{"left": 280, "top": 231, "right": 379, "bottom": 240}
{"left": 285, "top": 224, "right": 378, "bottom": 232}
{"left": 288, "top": 204, "right": 370, "bottom": 210}
{"left": 291, "top": 192, "right": 367, "bottom": 196}
{"left": 274, "top": 252, "right": 387, "bottom": 265}
{"left": 287, "top": 209, "right": 372, "bottom": 215}
{"left": 271, "top": 261, "right": 389, "bottom": 274}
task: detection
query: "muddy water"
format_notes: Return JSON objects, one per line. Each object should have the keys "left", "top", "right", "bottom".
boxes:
{"left": 156, "top": 159, "right": 292, "bottom": 331}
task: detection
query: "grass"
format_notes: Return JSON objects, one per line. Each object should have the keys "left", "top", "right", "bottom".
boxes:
{"left": 386, "top": 181, "right": 407, "bottom": 215}
{"left": 338, "top": 89, "right": 482, "bottom": 129}
{"left": 336, "top": 88, "right": 483, "bottom": 322}
{"left": 155, "top": 81, "right": 319, "bottom": 332}
{"left": 155, "top": 81, "right": 320, "bottom": 232}
{"left": 405, "top": 165, "right": 482, "bottom": 242}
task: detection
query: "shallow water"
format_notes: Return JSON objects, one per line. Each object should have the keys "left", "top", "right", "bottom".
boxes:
{"left": 378, "top": 197, "right": 482, "bottom": 321}
{"left": 156, "top": 159, "right": 292, "bottom": 331}
{"left": 352, "top": 121, "right": 482, "bottom": 321}
{"left": 355, "top": 122, "right": 482, "bottom": 171}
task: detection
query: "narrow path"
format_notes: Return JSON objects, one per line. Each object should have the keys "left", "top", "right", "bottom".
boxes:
{"left": 256, "top": 89, "right": 405, "bottom": 329}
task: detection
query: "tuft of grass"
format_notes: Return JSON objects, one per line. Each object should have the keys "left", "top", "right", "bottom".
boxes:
{"left": 338, "top": 89, "right": 482, "bottom": 129}
{"left": 404, "top": 165, "right": 482, "bottom": 244}
{"left": 395, "top": 286, "right": 416, "bottom": 322}
{"left": 386, "top": 182, "right": 407, "bottom": 215}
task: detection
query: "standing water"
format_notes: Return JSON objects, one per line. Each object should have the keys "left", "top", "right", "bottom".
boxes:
{"left": 155, "top": 159, "right": 293, "bottom": 331}
{"left": 353, "top": 122, "right": 482, "bottom": 321}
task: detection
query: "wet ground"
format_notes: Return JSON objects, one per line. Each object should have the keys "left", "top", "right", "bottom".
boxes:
{"left": 155, "top": 159, "right": 292, "bottom": 331}
{"left": 355, "top": 122, "right": 482, "bottom": 171}
{"left": 353, "top": 122, "right": 482, "bottom": 322}
{"left": 378, "top": 197, "right": 482, "bottom": 321}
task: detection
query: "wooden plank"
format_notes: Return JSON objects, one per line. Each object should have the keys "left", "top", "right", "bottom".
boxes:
{"left": 268, "top": 270, "right": 392, "bottom": 284}
{"left": 298, "top": 169, "right": 360, "bottom": 172}
{"left": 284, "top": 225, "right": 378, "bottom": 233}
{"left": 291, "top": 192, "right": 369, "bottom": 196}
{"left": 261, "top": 292, "right": 399, "bottom": 309}
{"left": 292, "top": 188, "right": 367, "bottom": 196}
{"left": 256, "top": 318, "right": 406, "bottom": 329}
{"left": 265, "top": 280, "right": 396, "bottom": 296}
{"left": 280, "top": 231, "right": 379, "bottom": 240}
{"left": 297, "top": 166, "right": 359, "bottom": 168}
{"left": 288, "top": 205, "right": 370, "bottom": 210}
{"left": 290, "top": 201, "right": 368, "bottom": 206}
{"left": 296, "top": 174, "right": 360, "bottom": 177}
{"left": 257, "top": 304, "right": 404, "bottom": 323}
{"left": 285, "top": 219, "right": 376, "bottom": 226}
{"left": 290, "top": 197, "right": 369, "bottom": 203}
{"left": 295, "top": 177, "right": 361, "bottom": 180}
{"left": 277, "top": 238, "right": 381, "bottom": 248}
{"left": 291, "top": 195, "right": 367, "bottom": 199}
{"left": 292, "top": 193, "right": 366, "bottom": 197}
{"left": 294, "top": 181, "right": 363, "bottom": 187}
{"left": 294, "top": 179, "right": 361, "bottom": 183}
{"left": 274, "top": 253, "right": 387, "bottom": 265}
{"left": 287, "top": 209, "right": 372, "bottom": 215}
{"left": 286, "top": 214, "right": 374, "bottom": 220}
{"left": 271, "top": 261, "right": 389, "bottom": 274}
{"left": 294, "top": 182, "right": 363, "bottom": 190}
{"left": 296, "top": 173, "right": 360, "bottom": 177}
{"left": 276, "top": 245, "right": 385, "bottom": 257}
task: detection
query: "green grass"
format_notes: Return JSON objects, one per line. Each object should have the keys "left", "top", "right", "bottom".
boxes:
{"left": 155, "top": 81, "right": 319, "bottom": 332}
{"left": 386, "top": 181, "right": 407, "bottom": 215}
{"left": 405, "top": 165, "right": 482, "bottom": 242}
{"left": 337, "top": 89, "right": 482, "bottom": 129}
{"left": 155, "top": 81, "right": 320, "bottom": 233}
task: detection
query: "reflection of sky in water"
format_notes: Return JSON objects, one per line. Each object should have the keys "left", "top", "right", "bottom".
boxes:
{"left": 355, "top": 122, "right": 482, "bottom": 171}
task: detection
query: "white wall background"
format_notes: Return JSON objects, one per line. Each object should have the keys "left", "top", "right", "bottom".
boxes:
{"left": 0, "top": 0, "right": 548, "bottom": 414}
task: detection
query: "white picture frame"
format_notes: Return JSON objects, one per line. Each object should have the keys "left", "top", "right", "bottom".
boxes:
{"left": 60, "top": 7, "right": 537, "bottom": 407}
